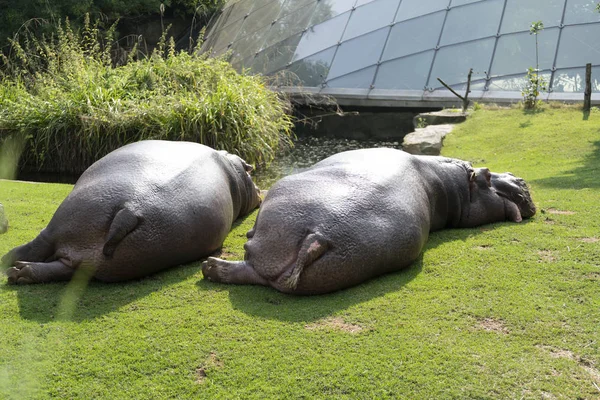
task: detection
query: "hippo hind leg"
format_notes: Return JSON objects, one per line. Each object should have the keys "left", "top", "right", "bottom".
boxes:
{"left": 6, "top": 259, "right": 74, "bottom": 284}
{"left": 202, "top": 258, "right": 269, "bottom": 286}
{"left": 2, "top": 232, "right": 54, "bottom": 268}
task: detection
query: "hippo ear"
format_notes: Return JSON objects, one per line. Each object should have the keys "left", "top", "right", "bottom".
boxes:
{"left": 242, "top": 161, "right": 254, "bottom": 173}
{"left": 505, "top": 200, "right": 523, "bottom": 223}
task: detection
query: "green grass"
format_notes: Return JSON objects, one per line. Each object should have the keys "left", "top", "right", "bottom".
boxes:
{"left": 1, "top": 107, "right": 600, "bottom": 398}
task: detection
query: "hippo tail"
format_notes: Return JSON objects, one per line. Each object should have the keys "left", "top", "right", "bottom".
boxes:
{"left": 283, "top": 232, "right": 329, "bottom": 290}
{"left": 103, "top": 205, "right": 140, "bottom": 258}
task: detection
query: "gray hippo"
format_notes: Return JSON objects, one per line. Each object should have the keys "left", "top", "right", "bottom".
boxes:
{"left": 3, "top": 140, "right": 261, "bottom": 284}
{"left": 202, "top": 148, "right": 535, "bottom": 295}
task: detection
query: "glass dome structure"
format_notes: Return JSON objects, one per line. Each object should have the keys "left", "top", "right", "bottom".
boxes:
{"left": 202, "top": 0, "right": 600, "bottom": 106}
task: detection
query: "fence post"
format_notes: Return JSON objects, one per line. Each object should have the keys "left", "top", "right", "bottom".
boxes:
{"left": 583, "top": 63, "right": 592, "bottom": 112}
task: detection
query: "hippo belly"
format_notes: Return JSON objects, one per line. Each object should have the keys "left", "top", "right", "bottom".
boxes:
{"left": 3, "top": 140, "right": 261, "bottom": 284}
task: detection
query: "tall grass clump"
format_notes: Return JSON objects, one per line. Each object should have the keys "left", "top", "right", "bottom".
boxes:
{"left": 0, "top": 16, "right": 293, "bottom": 175}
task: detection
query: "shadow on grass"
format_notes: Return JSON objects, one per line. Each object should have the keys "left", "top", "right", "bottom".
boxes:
{"left": 2, "top": 261, "right": 201, "bottom": 323}
{"left": 532, "top": 139, "right": 600, "bottom": 189}
{"left": 195, "top": 227, "right": 489, "bottom": 323}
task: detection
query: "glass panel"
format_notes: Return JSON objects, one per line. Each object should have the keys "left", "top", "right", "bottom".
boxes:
{"left": 555, "top": 24, "right": 600, "bottom": 69}
{"left": 327, "top": 66, "right": 377, "bottom": 88}
{"left": 342, "top": 0, "right": 399, "bottom": 41}
{"left": 488, "top": 71, "right": 551, "bottom": 91}
{"left": 440, "top": 0, "right": 503, "bottom": 46}
{"left": 251, "top": 33, "right": 302, "bottom": 74}
{"left": 552, "top": 67, "right": 600, "bottom": 92}
{"left": 210, "top": 17, "right": 246, "bottom": 54}
{"left": 236, "top": 3, "right": 281, "bottom": 38}
{"left": 230, "top": 25, "right": 271, "bottom": 66}
{"left": 429, "top": 38, "right": 495, "bottom": 88}
{"left": 374, "top": 50, "right": 435, "bottom": 89}
{"left": 563, "top": 0, "right": 600, "bottom": 25}
{"left": 447, "top": 79, "right": 486, "bottom": 91}
{"left": 205, "top": 9, "right": 231, "bottom": 40}
{"left": 294, "top": 12, "right": 351, "bottom": 60}
{"left": 450, "top": 0, "right": 480, "bottom": 6}
{"left": 383, "top": 12, "right": 444, "bottom": 61}
{"left": 355, "top": 0, "right": 375, "bottom": 6}
{"left": 395, "top": 0, "right": 449, "bottom": 23}
{"left": 224, "top": 0, "right": 257, "bottom": 27}
{"left": 278, "top": 0, "right": 317, "bottom": 17}
{"left": 327, "top": 28, "right": 388, "bottom": 80}
{"left": 262, "top": 2, "right": 317, "bottom": 50}
{"left": 490, "top": 28, "right": 559, "bottom": 77}
{"left": 251, "top": 0, "right": 278, "bottom": 12}
{"left": 311, "top": 0, "right": 357, "bottom": 26}
{"left": 500, "top": 0, "right": 565, "bottom": 34}
{"left": 289, "top": 47, "right": 337, "bottom": 86}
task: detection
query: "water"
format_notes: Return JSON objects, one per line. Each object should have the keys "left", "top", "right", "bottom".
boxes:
{"left": 252, "top": 136, "right": 403, "bottom": 189}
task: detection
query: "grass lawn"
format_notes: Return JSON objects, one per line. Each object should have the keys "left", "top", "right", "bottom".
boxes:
{"left": 1, "top": 106, "right": 599, "bottom": 399}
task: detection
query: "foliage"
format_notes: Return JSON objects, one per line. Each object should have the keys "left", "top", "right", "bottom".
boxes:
{"left": 522, "top": 67, "right": 549, "bottom": 109}
{"left": 522, "top": 21, "right": 546, "bottom": 109}
{"left": 0, "top": 16, "right": 294, "bottom": 174}
{"left": 0, "top": 0, "right": 224, "bottom": 49}
{"left": 1, "top": 108, "right": 600, "bottom": 398}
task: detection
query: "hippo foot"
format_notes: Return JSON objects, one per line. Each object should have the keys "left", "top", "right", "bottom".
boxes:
{"left": 5, "top": 260, "right": 75, "bottom": 285}
{"left": 202, "top": 257, "right": 269, "bottom": 286}
{"left": 6, "top": 262, "right": 35, "bottom": 285}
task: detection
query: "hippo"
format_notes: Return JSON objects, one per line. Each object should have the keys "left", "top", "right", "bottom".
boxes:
{"left": 202, "top": 148, "right": 535, "bottom": 295}
{"left": 2, "top": 140, "right": 261, "bottom": 284}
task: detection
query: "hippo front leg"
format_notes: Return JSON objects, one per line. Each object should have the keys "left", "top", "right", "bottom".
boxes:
{"left": 202, "top": 258, "right": 269, "bottom": 286}
{"left": 6, "top": 260, "right": 75, "bottom": 284}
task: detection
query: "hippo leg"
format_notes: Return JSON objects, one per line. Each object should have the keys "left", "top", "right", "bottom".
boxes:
{"left": 202, "top": 258, "right": 269, "bottom": 286}
{"left": 1, "top": 233, "right": 54, "bottom": 267}
{"left": 6, "top": 260, "right": 74, "bottom": 285}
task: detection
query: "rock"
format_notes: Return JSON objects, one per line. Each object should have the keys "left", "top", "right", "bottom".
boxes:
{"left": 402, "top": 124, "right": 454, "bottom": 156}
{"left": 0, "top": 203, "right": 7, "bottom": 234}
{"left": 413, "top": 110, "right": 468, "bottom": 129}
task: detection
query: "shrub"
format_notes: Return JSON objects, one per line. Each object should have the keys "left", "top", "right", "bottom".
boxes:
{"left": 0, "top": 16, "right": 294, "bottom": 174}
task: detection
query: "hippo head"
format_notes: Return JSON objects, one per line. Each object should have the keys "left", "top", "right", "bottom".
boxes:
{"left": 225, "top": 153, "right": 262, "bottom": 216}
{"left": 464, "top": 167, "right": 535, "bottom": 226}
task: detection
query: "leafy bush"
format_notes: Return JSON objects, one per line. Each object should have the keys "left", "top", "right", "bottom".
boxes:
{"left": 0, "top": 16, "right": 294, "bottom": 174}
{"left": 0, "top": 0, "right": 223, "bottom": 49}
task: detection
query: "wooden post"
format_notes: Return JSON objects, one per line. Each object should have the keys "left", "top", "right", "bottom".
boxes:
{"left": 583, "top": 63, "right": 592, "bottom": 112}
{"left": 463, "top": 68, "right": 473, "bottom": 113}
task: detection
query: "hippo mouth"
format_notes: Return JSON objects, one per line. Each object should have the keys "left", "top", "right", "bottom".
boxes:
{"left": 494, "top": 181, "right": 536, "bottom": 219}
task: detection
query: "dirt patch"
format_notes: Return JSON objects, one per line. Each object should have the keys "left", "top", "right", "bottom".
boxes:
{"left": 543, "top": 217, "right": 556, "bottom": 225}
{"left": 580, "top": 237, "right": 600, "bottom": 243}
{"left": 210, "top": 249, "right": 237, "bottom": 259}
{"left": 538, "top": 250, "right": 557, "bottom": 263}
{"left": 475, "top": 244, "right": 493, "bottom": 250}
{"left": 539, "top": 346, "right": 600, "bottom": 384}
{"left": 196, "top": 352, "right": 224, "bottom": 384}
{"left": 544, "top": 208, "right": 576, "bottom": 215}
{"left": 305, "top": 317, "right": 366, "bottom": 334}
{"left": 477, "top": 318, "right": 510, "bottom": 334}
{"left": 585, "top": 272, "right": 600, "bottom": 280}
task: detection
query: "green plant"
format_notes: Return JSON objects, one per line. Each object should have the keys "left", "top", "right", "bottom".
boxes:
{"left": 0, "top": 15, "right": 293, "bottom": 174}
{"left": 415, "top": 116, "right": 427, "bottom": 128}
{"left": 522, "top": 21, "right": 547, "bottom": 109}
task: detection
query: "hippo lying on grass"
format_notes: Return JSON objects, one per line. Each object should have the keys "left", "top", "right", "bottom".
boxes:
{"left": 3, "top": 140, "right": 261, "bottom": 284}
{"left": 203, "top": 148, "right": 535, "bottom": 295}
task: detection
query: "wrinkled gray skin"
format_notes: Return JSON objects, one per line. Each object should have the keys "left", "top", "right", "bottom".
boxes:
{"left": 203, "top": 148, "right": 535, "bottom": 295}
{"left": 3, "top": 140, "right": 261, "bottom": 284}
